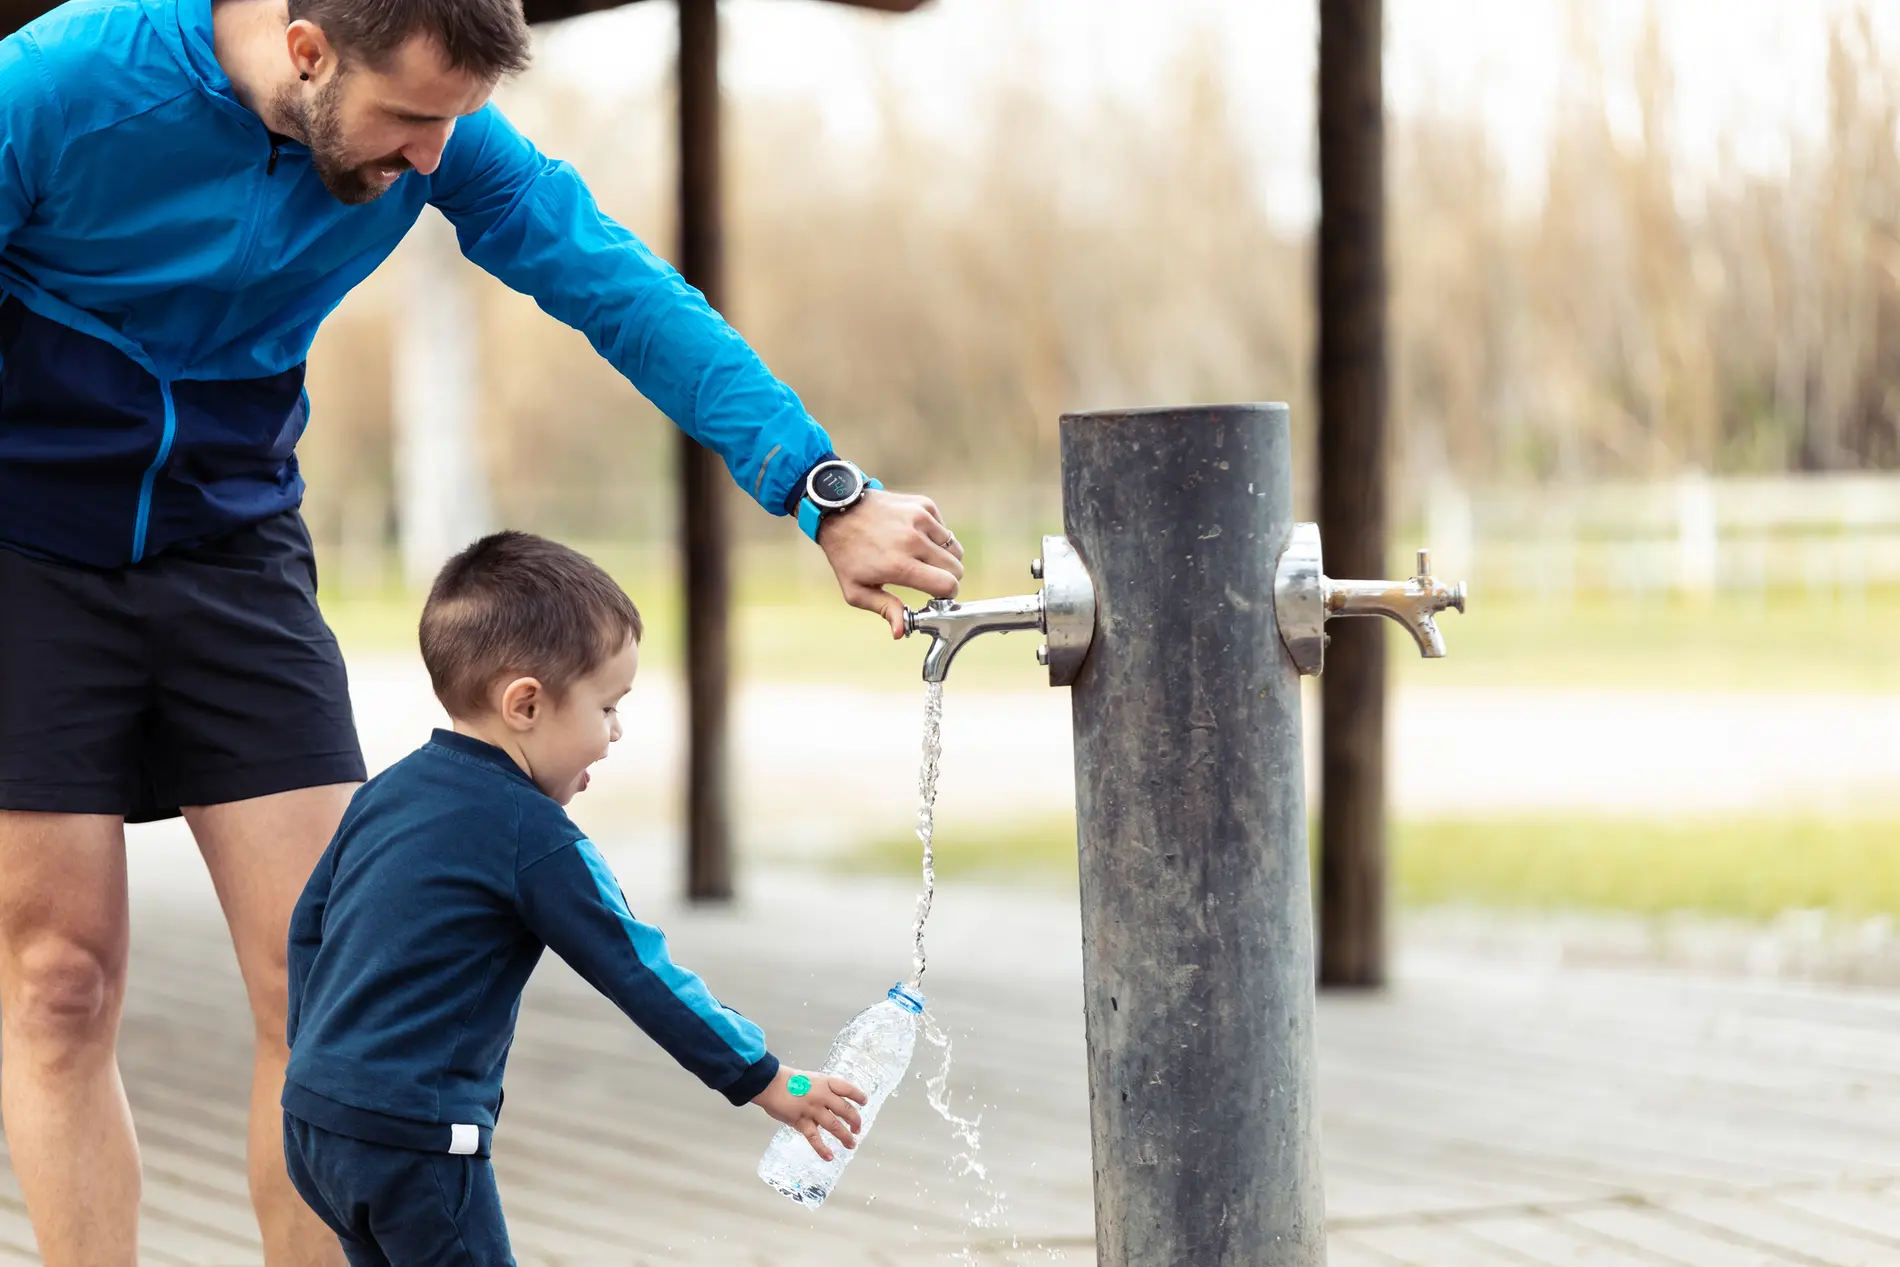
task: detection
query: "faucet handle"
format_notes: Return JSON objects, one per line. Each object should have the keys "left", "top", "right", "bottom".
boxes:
{"left": 1414, "top": 548, "right": 1467, "bottom": 615}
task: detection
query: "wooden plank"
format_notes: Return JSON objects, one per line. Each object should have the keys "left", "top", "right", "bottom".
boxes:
{"left": 1773, "top": 1186, "right": 1900, "bottom": 1247}
{"left": 1452, "top": 1213, "right": 1672, "bottom": 1267}
{"left": 1663, "top": 1193, "right": 1899, "bottom": 1266}
{"left": 1329, "top": 1231, "right": 1422, "bottom": 1266}
{"left": 1344, "top": 1220, "right": 1555, "bottom": 1266}
{"left": 1561, "top": 1205, "right": 1808, "bottom": 1267}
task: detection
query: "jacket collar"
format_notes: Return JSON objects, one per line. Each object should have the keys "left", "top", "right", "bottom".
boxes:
{"left": 140, "top": 0, "right": 233, "bottom": 98}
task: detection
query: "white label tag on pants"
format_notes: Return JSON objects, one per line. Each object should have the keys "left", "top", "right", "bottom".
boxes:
{"left": 448, "top": 1124, "right": 478, "bottom": 1156}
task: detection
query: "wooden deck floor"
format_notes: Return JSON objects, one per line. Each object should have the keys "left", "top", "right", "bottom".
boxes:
{"left": 2, "top": 829, "right": 1899, "bottom": 1265}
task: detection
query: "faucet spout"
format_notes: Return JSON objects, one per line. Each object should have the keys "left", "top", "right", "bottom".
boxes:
{"left": 1323, "top": 549, "right": 1467, "bottom": 658}
{"left": 901, "top": 534, "right": 1098, "bottom": 685}
{"left": 904, "top": 593, "right": 1044, "bottom": 683}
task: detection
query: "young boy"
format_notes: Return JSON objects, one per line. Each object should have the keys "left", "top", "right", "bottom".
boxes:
{"left": 282, "top": 531, "right": 864, "bottom": 1265}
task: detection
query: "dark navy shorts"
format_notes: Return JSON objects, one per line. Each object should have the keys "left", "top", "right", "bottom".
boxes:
{"left": 0, "top": 511, "right": 366, "bottom": 821}
{"left": 285, "top": 1115, "right": 514, "bottom": 1267}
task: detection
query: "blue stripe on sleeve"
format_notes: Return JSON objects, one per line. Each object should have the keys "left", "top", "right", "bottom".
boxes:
{"left": 571, "top": 839, "right": 768, "bottom": 1064}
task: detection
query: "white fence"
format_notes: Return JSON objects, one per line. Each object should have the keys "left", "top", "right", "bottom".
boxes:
{"left": 1429, "top": 473, "right": 1900, "bottom": 599}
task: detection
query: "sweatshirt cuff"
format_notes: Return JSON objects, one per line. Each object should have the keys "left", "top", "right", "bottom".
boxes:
{"left": 724, "top": 1052, "right": 780, "bottom": 1106}
{"left": 781, "top": 453, "right": 839, "bottom": 518}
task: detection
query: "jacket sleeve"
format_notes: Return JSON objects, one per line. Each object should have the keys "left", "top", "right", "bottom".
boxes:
{"left": 516, "top": 836, "right": 779, "bottom": 1105}
{"left": 284, "top": 846, "right": 335, "bottom": 1048}
{"left": 0, "top": 33, "right": 62, "bottom": 256}
{"left": 426, "top": 103, "right": 834, "bottom": 516}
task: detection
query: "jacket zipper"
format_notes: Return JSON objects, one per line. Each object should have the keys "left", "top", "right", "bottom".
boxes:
{"left": 130, "top": 378, "right": 177, "bottom": 564}
{"left": 232, "top": 134, "right": 279, "bottom": 292}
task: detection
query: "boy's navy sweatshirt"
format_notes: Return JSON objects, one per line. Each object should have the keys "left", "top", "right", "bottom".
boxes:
{"left": 284, "top": 730, "right": 779, "bottom": 1157}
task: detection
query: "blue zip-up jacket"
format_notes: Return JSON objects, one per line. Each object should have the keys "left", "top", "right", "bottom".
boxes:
{"left": 0, "top": 0, "right": 832, "bottom": 568}
{"left": 284, "top": 730, "right": 779, "bottom": 1156}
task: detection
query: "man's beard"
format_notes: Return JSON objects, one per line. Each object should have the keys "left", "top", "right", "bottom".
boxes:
{"left": 277, "top": 76, "right": 409, "bottom": 206}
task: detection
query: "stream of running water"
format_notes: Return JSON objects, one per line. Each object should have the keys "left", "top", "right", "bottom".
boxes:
{"left": 908, "top": 680, "right": 945, "bottom": 984}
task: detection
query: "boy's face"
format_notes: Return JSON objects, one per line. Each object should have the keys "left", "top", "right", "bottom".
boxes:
{"left": 520, "top": 637, "right": 639, "bottom": 806}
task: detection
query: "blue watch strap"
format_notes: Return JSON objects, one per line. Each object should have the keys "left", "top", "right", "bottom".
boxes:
{"left": 799, "top": 475, "right": 882, "bottom": 543}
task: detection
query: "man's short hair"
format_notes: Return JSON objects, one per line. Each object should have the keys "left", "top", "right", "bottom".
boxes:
{"left": 289, "top": 0, "right": 533, "bottom": 80}
{"left": 420, "top": 531, "right": 643, "bottom": 719}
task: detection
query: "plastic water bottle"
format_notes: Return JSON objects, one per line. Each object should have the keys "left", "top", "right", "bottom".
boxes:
{"left": 757, "top": 982, "right": 925, "bottom": 1208}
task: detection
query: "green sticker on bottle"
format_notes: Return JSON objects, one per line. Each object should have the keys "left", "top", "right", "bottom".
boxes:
{"left": 787, "top": 1074, "right": 812, "bottom": 1097}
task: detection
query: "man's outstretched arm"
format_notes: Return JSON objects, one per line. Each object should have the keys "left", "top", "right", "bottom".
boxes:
{"left": 428, "top": 105, "right": 962, "bottom": 634}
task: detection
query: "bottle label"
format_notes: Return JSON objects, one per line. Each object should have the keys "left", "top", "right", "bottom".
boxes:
{"left": 787, "top": 1074, "right": 812, "bottom": 1097}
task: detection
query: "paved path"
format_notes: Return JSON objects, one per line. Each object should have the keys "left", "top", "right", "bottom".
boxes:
{"left": 3, "top": 828, "right": 1900, "bottom": 1264}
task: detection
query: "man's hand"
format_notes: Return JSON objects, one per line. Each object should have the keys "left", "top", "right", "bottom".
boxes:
{"left": 753, "top": 1066, "right": 869, "bottom": 1163}
{"left": 818, "top": 490, "right": 966, "bottom": 638}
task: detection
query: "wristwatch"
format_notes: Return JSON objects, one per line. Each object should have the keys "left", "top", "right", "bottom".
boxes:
{"left": 796, "top": 458, "right": 882, "bottom": 543}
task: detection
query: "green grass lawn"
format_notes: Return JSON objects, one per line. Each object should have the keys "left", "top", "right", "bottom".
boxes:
{"left": 843, "top": 813, "right": 1900, "bottom": 922}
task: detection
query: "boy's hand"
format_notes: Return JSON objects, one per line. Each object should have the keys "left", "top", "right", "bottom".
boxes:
{"left": 754, "top": 1066, "right": 868, "bottom": 1163}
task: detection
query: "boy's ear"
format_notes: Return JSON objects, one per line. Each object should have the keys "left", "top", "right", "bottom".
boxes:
{"left": 498, "top": 677, "right": 545, "bottom": 731}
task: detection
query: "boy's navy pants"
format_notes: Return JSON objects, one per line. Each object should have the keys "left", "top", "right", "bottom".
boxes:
{"left": 284, "top": 1115, "right": 514, "bottom": 1266}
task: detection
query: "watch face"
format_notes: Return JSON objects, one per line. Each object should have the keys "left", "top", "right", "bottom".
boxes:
{"left": 810, "top": 462, "right": 864, "bottom": 508}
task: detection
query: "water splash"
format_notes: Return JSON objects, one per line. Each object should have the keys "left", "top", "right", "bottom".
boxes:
{"left": 909, "top": 681, "right": 946, "bottom": 984}
{"left": 922, "top": 1011, "right": 1012, "bottom": 1259}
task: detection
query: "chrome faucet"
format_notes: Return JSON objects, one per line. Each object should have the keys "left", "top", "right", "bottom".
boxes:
{"left": 902, "top": 535, "right": 1097, "bottom": 684}
{"left": 1274, "top": 525, "right": 1467, "bottom": 675}
{"left": 905, "top": 593, "right": 1043, "bottom": 683}
{"left": 1326, "top": 549, "right": 1468, "bottom": 657}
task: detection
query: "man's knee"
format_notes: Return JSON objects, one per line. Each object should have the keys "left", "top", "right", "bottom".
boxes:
{"left": 244, "top": 950, "right": 291, "bottom": 1052}
{"left": 3, "top": 938, "right": 122, "bottom": 1065}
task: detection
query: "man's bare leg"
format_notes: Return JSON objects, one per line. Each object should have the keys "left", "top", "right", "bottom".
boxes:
{"left": 186, "top": 783, "right": 356, "bottom": 1267}
{"left": 0, "top": 810, "right": 138, "bottom": 1267}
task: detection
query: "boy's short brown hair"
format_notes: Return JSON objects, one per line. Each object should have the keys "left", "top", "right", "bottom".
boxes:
{"left": 420, "top": 532, "right": 642, "bottom": 719}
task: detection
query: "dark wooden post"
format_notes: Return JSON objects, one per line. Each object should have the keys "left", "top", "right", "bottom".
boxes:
{"left": 678, "top": 0, "right": 732, "bottom": 903}
{"left": 1317, "top": 0, "right": 1389, "bottom": 987}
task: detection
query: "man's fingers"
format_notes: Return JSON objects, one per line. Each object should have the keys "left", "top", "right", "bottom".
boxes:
{"left": 896, "top": 494, "right": 945, "bottom": 527}
{"left": 827, "top": 1111, "right": 858, "bottom": 1149}
{"left": 829, "top": 1077, "right": 869, "bottom": 1107}
{"left": 889, "top": 557, "right": 960, "bottom": 600}
{"left": 909, "top": 503, "right": 964, "bottom": 563}
{"left": 844, "top": 582, "right": 908, "bottom": 639}
{"left": 913, "top": 531, "right": 966, "bottom": 582}
{"left": 802, "top": 1122, "right": 834, "bottom": 1163}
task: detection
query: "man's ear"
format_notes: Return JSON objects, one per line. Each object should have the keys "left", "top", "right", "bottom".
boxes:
{"left": 498, "top": 677, "right": 544, "bottom": 731}
{"left": 286, "top": 19, "right": 335, "bottom": 83}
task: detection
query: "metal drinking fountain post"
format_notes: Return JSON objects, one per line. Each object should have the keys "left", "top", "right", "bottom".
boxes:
{"left": 901, "top": 402, "right": 1465, "bottom": 1265}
